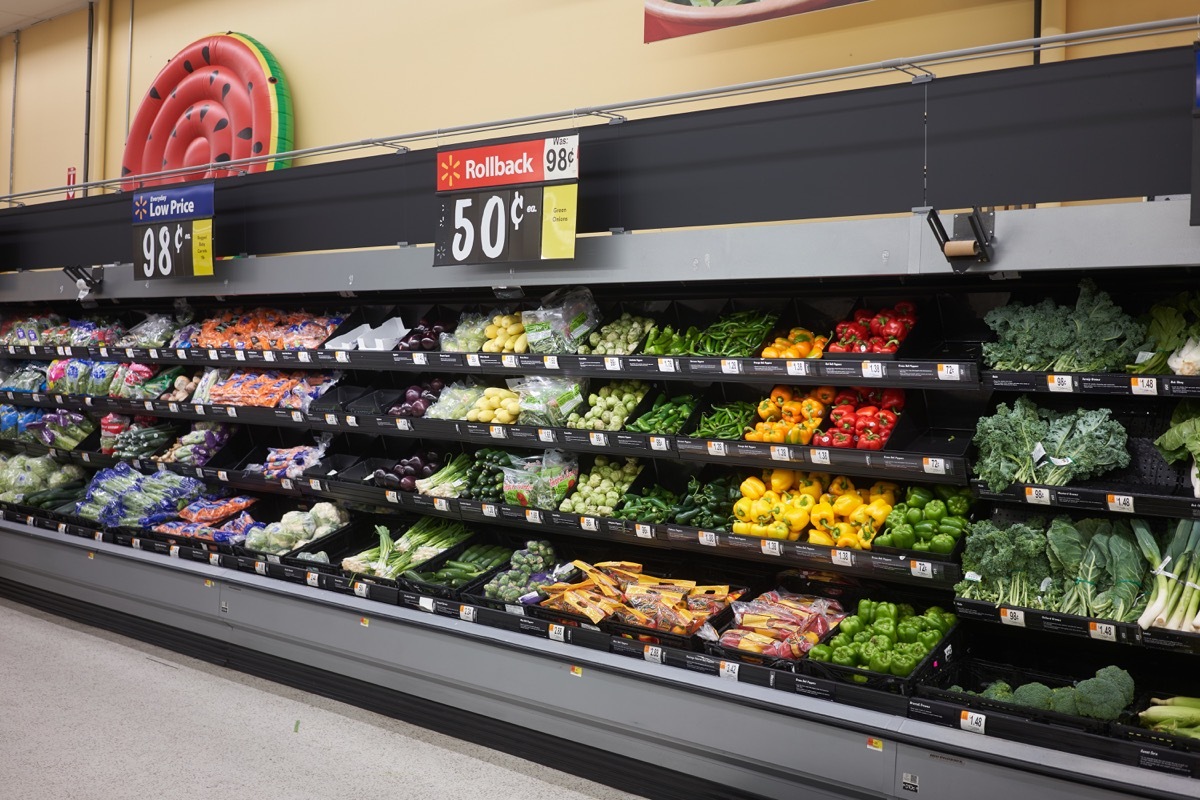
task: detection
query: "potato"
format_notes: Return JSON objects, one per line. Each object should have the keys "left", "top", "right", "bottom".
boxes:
{"left": 485, "top": 324, "right": 500, "bottom": 339}
{"left": 493, "top": 409, "right": 513, "bottom": 424}
{"left": 466, "top": 409, "right": 480, "bottom": 422}
{"left": 506, "top": 322, "right": 524, "bottom": 336}
{"left": 513, "top": 333, "right": 528, "bottom": 354}
{"left": 503, "top": 398, "right": 520, "bottom": 415}
{"left": 477, "top": 408, "right": 495, "bottom": 423}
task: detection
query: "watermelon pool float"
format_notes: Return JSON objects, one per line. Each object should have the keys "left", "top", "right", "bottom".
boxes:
{"left": 121, "top": 32, "right": 293, "bottom": 189}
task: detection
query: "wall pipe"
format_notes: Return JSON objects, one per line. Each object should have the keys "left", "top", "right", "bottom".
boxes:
{"left": 0, "top": 14, "right": 1196, "bottom": 204}
{"left": 82, "top": 2, "right": 94, "bottom": 196}
{"left": 7, "top": 31, "right": 16, "bottom": 201}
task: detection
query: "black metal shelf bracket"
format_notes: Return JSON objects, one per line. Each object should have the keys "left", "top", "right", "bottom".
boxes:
{"left": 924, "top": 206, "right": 995, "bottom": 273}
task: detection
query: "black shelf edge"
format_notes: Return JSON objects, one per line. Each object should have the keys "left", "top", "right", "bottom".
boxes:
{"left": 974, "top": 480, "right": 1200, "bottom": 521}
{"left": 984, "top": 370, "right": 1200, "bottom": 398}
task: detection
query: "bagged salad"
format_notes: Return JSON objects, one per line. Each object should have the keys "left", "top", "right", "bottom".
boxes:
{"left": 501, "top": 449, "right": 578, "bottom": 508}
{"left": 512, "top": 375, "right": 587, "bottom": 428}
{"left": 521, "top": 287, "right": 601, "bottom": 354}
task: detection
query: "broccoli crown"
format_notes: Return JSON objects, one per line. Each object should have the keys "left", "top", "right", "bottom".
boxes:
{"left": 1074, "top": 676, "right": 1128, "bottom": 720}
{"left": 1049, "top": 686, "right": 1079, "bottom": 716}
{"left": 1094, "top": 666, "right": 1136, "bottom": 707}
{"left": 1011, "top": 682, "right": 1054, "bottom": 711}
{"left": 980, "top": 680, "right": 1014, "bottom": 702}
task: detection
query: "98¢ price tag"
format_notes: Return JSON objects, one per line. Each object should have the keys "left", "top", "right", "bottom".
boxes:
{"left": 999, "top": 607, "right": 1026, "bottom": 627}
{"left": 1047, "top": 374, "right": 1074, "bottom": 393}
{"left": 1025, "top": 486, "right": 1052, "bottom": 505}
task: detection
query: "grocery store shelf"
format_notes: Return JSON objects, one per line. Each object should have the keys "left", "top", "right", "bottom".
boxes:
{"left": 984, "top": 370, "right": 1195, "bottom": 398}
{"left": 974, "top": 480, "right": 1200, "bottom": 522}
{"left": 0, "top": 521, "right": 1192, "bottom": 800}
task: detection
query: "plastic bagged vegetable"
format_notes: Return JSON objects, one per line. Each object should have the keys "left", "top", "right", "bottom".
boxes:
{"left": 512, "top": 375, "right": 587, "bottom": 428}
{"left": 2, "top": 364, "right": 47, "bottom": 393}
{"left": 502, "top": 450, "right": 578, "bottom": 508}
{"left": 521, "top": 287, "right": 601, "bottom": 354}
{"left": 426, "top": 381, "right": 486, "bottom": 420}
{"left": 116, "top": 314, "right": 180, "bottom": 348}
{"left": 180, "top": 494, "right": 258, "bottom": 524}
{"left": 440, "top": 310, "right": 495, "bottom": 352}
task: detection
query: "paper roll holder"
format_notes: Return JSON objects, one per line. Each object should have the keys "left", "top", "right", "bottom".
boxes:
{"left": 925, "top": 207, "right": 994, "bottom": 272}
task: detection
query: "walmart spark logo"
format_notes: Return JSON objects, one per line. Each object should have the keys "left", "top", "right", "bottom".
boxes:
{"left": 439, "top": 155, "right": 461, "bottom": 189}
{"left": 134, "top": 197, "right": 148, "bottom": 220}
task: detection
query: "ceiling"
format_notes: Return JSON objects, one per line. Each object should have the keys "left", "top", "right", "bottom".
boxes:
{"left": 0, "top": 1, "right": 88, "bottom": 36}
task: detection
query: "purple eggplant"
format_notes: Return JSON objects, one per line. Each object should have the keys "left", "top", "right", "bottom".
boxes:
{"left": 399, "top": 475, "right": 416, "bottom": 492}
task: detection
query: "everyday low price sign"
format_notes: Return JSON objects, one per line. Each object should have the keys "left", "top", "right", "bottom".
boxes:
{"left": 434, "top": 134, "right": 578, "bottom": 266}
{"left": 132, "top": 183, "right": 214, "bottom": 279}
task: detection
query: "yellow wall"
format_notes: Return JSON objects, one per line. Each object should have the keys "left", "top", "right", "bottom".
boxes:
{"left": 0, "top": 0, "right": 1196, "bottom": 198}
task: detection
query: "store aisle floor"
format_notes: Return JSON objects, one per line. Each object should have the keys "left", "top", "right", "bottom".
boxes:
{"left": 0, "top": 598, "right": 647, "bottom": 800}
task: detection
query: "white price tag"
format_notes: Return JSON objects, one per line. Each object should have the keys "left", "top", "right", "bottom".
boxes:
{"left": 538, "top": 429, "right": 554, "bottom": 443}
{"left": 657, "top": 358, "right": 676, "bottom": 373}
{"left": 353, "top": 582, "right": 369, "bottom": 599}
{"left": 84, "top": 396, "right": 93, "bottom": 406}
{"left": 176, "top": 349, "right": 187, "bottom": 360}
{"left": 169, "top": 546, "right": 180, "bottom": 558}
{"left": 832, "top": 549, "right": 853, "bottom": 567}
{"left": 603, "top": 356, "right": 621, "bottom": 371}
{"left": 234, "top": 350, "right": 245, "bottom": 362}
{"left": 707, "top": 441, "right": 726, "bottom": 457}
{"left": 27, "top": 345, "right": 36, "bottom": 355}
{"left": 1089, "top": 621, "right": 1117, "bottom": 642}
{"left": 306, "top": 572, "right": 320, "bottom": 587}
{"left": 125, "top": 348, "right": 136, "bottom": 359}
{"left": 418, "top": 596, "right": 435, "bottom": 612}
{"left": 489, "top": 425, "right": 507, "bottom": 439}
{"left": 634, "top": 523, "right": 653, "bottom": 539}
{"left": 1047, "top": 374, "right": 1074, "bottom": 393}
{"left": 412, "top": 352, "right": 427, "bottom": 366}
{"left": 345, "top": 416, "right": 358, "bottom": 427}
{"left": 225, "top": 406, "right": 238, "bottom": 418}
{"left": 504, "top": 603, "right": 525, "bottom": 617}
{"left": 1025, "top": 486, "right": 1051, "bottom": 505}
{"left": 280, "top": 479, "right": 294, "bottom": 491}
{"left": 810, "top": 449, "right": 831, "bottom": 466}
{"left": 93, "top": 531, "right": 103, "bottom": 542}
{"left": 861, "top": 361, "right": 884, "bottom": 379}
{"left": 54, "top": 394, "right": 63, "bottom": 404}
{"left": 502, "top": 355, "right": 518, "bottom": 368}
{"left": 298, "top": 351, "right": 311, "bottom": 363}
{"left": 385, "top": 491, "right": 400, "bottom": 504}
{"left": 209, "top": 553, "right": 221, "bottom": 566}
{"left": 263, "top": 350, "right": 275, "bottom": 362}
{"left": 99, "top": 347, "right": 109, "bottom": 358}
{"left": 761, "top": 539, "right": 782, "bottom": 556}
{"left": 922, "top": 457, "right": 946, "bottom": 475}
{"left": 132, "top": 538, "right": 142, "bottom": 550}
{"left": 434, "top": 498, "right": 450, "bottom": 512}
{"left": 144, "top": 400, "right": 155, "bottom": 411}
{"left": 785, "top": 360, "right": 808, "bottom": 376}
{"left": 324, "top": 413, "right": 338, "bottom": 426}
{"left": 999, "top": 607, "right": 1026, "bottom": 627}
{"left": 483, "top": 503, "right": 498, "bottom": 518}
{"left": 466, "top": 353, "right": 481, "bottom": 367}
{"left": 194, "top": 404, "right": 205, "bottom": 415}
{"left": 589, "top": 432, "right": 608, "bottom": 447}
{"left": 217, "top": 470, "right": 229, "bottom": 482}
{"left": 937, "top": 363, "right": 961, "bottom": 381}
{"left": 525, "top": 509, "right": 542, "bottom": 524}
{"left": 650, "top": 436, "right": 668, "bottom": 451}
{"left": 207, "top": 349, "right": 218, "bottom": 361}
{"left": 81, "top": 452, "right": 91, "bottom": 463}
{"left": 459, "top": 604, "right": 477, "bottom": 622}
{"left": 395, "top": 418, "right": 412, "bottom": 431}
{"left": 543, "top": 355, "right": 559, "bottom": 370}
{"left": 254, "top": 562, "right": 267, "bottom": 576}
{"left": 332, "top": 351, "right": 349, "bottom": 364}
{"left": 910, "top": 560, "right": 933, "bottom": 579}
{"left": 149, "top": 349, "right": 159, "bottom": 359}
{"left": 720, "top": 359, "right": 741, "bottom": 375}
{"left": 57, "top": 523, "right": 66, "bottom": 533}
{"left": 548, "top": 623, "right": 566, "bottom": 642}
{"left": 195, "top": 468, "right": 205, "bottom": 478}
{"left": 1130, "top": 377, "right": 1158, "bottom": 396}
{"left": 770, "top": 445, "right": 791, "bottom": 462}
{"left": 1107, "top": 493, "right": 1135, "bottom": 513}
{"left": 309, "top": 479, "right": 322, "bottom": 492}
{"left": 168, "top": 402, "right": 179, "bottom": 413}
{"left": 55, "top": 346, "right": 64, "bottom": 356}
{"left": 718, "top": 661, "right": 740, "bottom": 680}
{"left": 580, "top": 516, "right": 598, "bottom": 532}
{"left": 960, "top": 710, "right": 986, "bottom": 735}
{"left": 643, "top": 645, "right": 664, "bottom": 664}
{"left": 31, "top": 393, "right": 42, "bottom": 402}
{"left": 698, "top": 530, "right": 718, "bottom": 547}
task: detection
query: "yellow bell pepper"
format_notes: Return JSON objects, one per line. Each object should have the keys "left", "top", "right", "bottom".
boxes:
{"left": 767, "top": 521, "right": 790, "bottom": 539}
{"left": 808, "top": 472, "right": 830, "bottom": 490}
{"left": 752, "top": 497, "right": 776, "bottom": 523}
{"left": 819, "top": 492, "right": 836, "bottom": 507}
{"left": 857, "top": 525, "right": 877, "bottom": 549}
{"left": 795, "top": 481, "right": 822, "bottom": 500}
{"left": 829, "top": 475, "right": 856, "bottom": 496}
{"left": 836, "top": 533, "right": 861, "bottom": 550}
{"left": 769, "top": 469, "right": 795, "bottom": 494}
{"left": 868, "top": 481, "right": 898, "bottom": 505}
{"left": 757, "top": 399, "right": 782, "bottom": 421}
{"left": 750, "top": 523, "right": 772, "bottom": 538}
{"left": 732, "top": 522, "right": 753, "bottom": 535}
{"left": 784, "top": 424, "right": 812, "bottom": 445}
{"left": 809, "top": 502, "right": 836, "bottom": 531}
{"left": 782, "top": 506, "right": 809, "bottom": 532}
{"left": 739, "top": 476, "right": 766, "bottom": 501}
{"left": 763, "top": 490, "right": 781, "bottom": 503}
{"left": 789, "top": 492, "right": 815, "bottom": 511}
{"left": 864, "top": 498, "right": 892, "bottom": 528}
{"left": 733, "top": 497, "right": 754, "bottom": 522}
{"left": 808, "top": 529, "right": 836, "bottom": 547}
{"left": 831, "top": 521, "right": 856, "bottom": 541}
{"left": 787, "top": 530, "right": 802, "bottom": 541}
{"left": 831, "top": 493, "right": 864, "bottom": 518}
{"left": 847, "top": 503, "right": 873, "bottom": 528}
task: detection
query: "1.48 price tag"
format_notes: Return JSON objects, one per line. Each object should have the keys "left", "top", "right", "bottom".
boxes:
{"left": 960, "top": 710, "right": 986, "bottom": 734}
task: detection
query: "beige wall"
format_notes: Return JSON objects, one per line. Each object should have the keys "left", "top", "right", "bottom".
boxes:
{"left": 0, "top": 0, "right": 1196, "bottom": 198}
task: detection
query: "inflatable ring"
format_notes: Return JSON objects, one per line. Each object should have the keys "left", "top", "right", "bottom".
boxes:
{"left": 121, "top": 32, "right": 293, "bottom": 189}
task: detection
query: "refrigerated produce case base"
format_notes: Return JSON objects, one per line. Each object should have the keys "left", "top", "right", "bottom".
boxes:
{"left": 0, "top": 522, "right": 1190, "bottom": 800}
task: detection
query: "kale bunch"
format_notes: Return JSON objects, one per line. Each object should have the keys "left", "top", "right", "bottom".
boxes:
{"left": 955, "top": 519, "right": 1053, "bottom": 608}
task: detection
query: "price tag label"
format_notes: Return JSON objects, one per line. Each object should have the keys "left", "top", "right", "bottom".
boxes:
{"left": 910, "top": 560, "right": 933, "bottom": 579}
{"left": 195, "top": 468, "right": 205, "bottom": 479}
{"left": 588, "top": 432, "right": 608, "bottom": 447}
{"left": 386, "top": 490, "right": 400, "bottom": 504}
{"left": 543, "top": 356, "right": 559, "bottom": 370}
{"left": 501, "top": 355, "right": 518, "bottom": 368}
{"left": 999, "top": 607, "right": 1026, "bottom": 627}
{"left": 937, "top": 363, "right": 961, "bottom": 381}
{"left": 580, "top": 516, "right": 598, "bottom": 532}
{"left": 32, "top": 393, "right": 42, "bottom": 402}
{"left": 960, "top": 710, "right": 986, "bottom": 735}
{"left": 1130, "top": 377, "right": 1158, "bottom": 396}
{"left": 132, "top": 538, "right": 142, "bottom": 550}
{"left": 412, "top": 352, "right": 427, "bottom": 366}
{"left": 483, "top": 503, "right": 498, "bottom": 518}
{"left": 309, "top": 479, "right": 323, "bottom": 492}
{"left": 643, "top": 645, "right": 664, "bottom": 664}
{"left": 217, "top": 470, "right": 229, "bottom": 482}
{"left": 225, "top": 406, "right": 238, "bottom": 418}
{"left": 785, "top": 360, "right": 808, "bottom": 376}
{"left": 353, "top": 582, "right": 369, "bottom": 599}
{"left": 548, "top": 623, "right": 566, "bottom": 642}
{"left": 720, "top": 359, "right": 741, "bottom": 375}
{"left": 770, "top": 445, "right": 791, "bottom": 462}
{"left": 93, "top": 531, "right": 103, "bottom": 542}
{"left": 922, "top": 457, "right": 946, "bottom": 475}
{"left": 649, "top": 436, "right": 668, "bottom": 451}
{"left": 175, "top": 349, "right": 187, "bottom": 359}
{"left": 395, "top": 418, "right": 412, "bottom": 431}
{"left": 1025, "top": 486, "right": 1051, "bottom": 505}
{"left": 603, "top": 356, "right": 621, "bottom": 371}
{"left": 810, "top": 449, "right": 831, "bottom": 466}
{"left": 434, "top": 498, "right": 450, "bottom": 512}
{"left": 99, "top": 346, "right": 109, "bottom": 358}
{"left": 345, "top": 416, "right": 358, "bottom": 428}
{"left": 489, "top": 425, "right": 507, "bottom": 440}
{"left": 832, "top": 549, "right": 853, "bottom": 567}
{"left": 634, "top": 523, "right": 653, "bottom": 539}
{"left": 169, "top": 546, "right": 180, "bottom": 558}
{"left": 459, "top": 604, "right": 476, "bottom": 622}
{"left": 761, "top": 539, "right": 782, "bottom": 556}
{"left": 254, "top": 562, "right": 267, "bottom": 576}
{"left": 263, "top": 351, "right": 275, "bottom": 362}
{"left": 505, "top": 604, "right": 525, "bottom": 617}
{"left": 280, "top": 479, "right": 294, "bottom": 491}
{"left": 143, "top": 400, "right": 155, "bottom": 411}
{"left": 657, "top": 358, "right": 676, "bottom": 373}
{"left": 418, "top": 596, "right": 435, "bottom": 612}
{"left": 307, "top": 572, "right": 320, "bottom": 588}
{"left": 718, "top": 661, "right": 740, "bottom": 680}
{"left": 194, "top": 404, "right": 205, "bottom": 415}
{"left": 1107, "top": 494, "right": 1135, "bottom": 513}
{"left": 1047, "top": 374, "right": 1074, "bottom": 393}
{"left": 54, "top": 394, "right": 63, "bottom": 404}
{"left": 861, "top": 361, "right": 885, "bottom": 379}
{"left": 525, "top": 509, "right": 542, "bottom": 524}
{"left": 707, "top": 441, "right": 726, "bottom": 457}
{"left": 209, "top": 553, "right": 221, "bottom": 566}
{"left": 324, "top": 413, "right": 338, "bottom": 426}
{"left": 1088, "top": 621, "right": 1117, "bottom": 642}
{"left": 81, "top": 452, "right": 91, "bottom": 463}
{"left": 125, "top": 348, "right": 136, "bottom": 359}
{"left": 698, "top": 530, "right": 718, "bottom": 547}
{"left": 149, "top": 349, "right": 159, "bottom": 359}
{"left": 168, "top": 402, "right": 179, "bottom": 413}
{"left": 298, "top": 351, "right": 312, "bottom": 363}
{"left": 234, "top": 350, "right": 245, "bottom": 362}
{"left": 466, "top": 353, "right": 481, "bottom": 367}
{"left": 207, "top": 349, "right": 218, "bottom": 361}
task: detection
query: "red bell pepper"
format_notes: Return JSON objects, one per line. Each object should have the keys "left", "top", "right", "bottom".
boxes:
{"left": 812, "top": 431, "right": 833, "bottom": 448}
{"left": 826, "top": 342, "right": 850, "bottom": 353}
{"left": 829, "top": 430, "right": 855, "bottom": 448}
{"left": 834, "top": 390, "right": 859, "bottom": 407}
{"left": 829, "top": 404, "right": 858, "bottom": 430}
{"left": 853, "top": 309, "right": 874, "bottom": 325}
{"left": 880, "top": 340, "right": 899, "bottom": 354}
{"left": 875, "top": 408, "right": 899, "bottom": 430}
{"left": 881, "top": 319, "right": 906, "bottom": 340}
{"left": 870, "top": 312, "right": 892, "bottom": 337}
{"left": 893, "top": 301, "right": 916, "bottom": 317}
{"left": 857, "top": 430, "right": 885, "bottom": 450}
{"left": 880, "top": 389, "right": 906, "bottom": 412}
{"left": 866, "top": 336, "right": 886, "bottom": 353}
{"left": 855, "top": 405, "right": 879, "bottom": 418}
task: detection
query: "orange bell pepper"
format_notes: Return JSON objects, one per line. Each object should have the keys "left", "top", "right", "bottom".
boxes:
{"left": 761, "top": 346, "right": 781, "bottom": 358}
{"left": 785, "top": 424, "right": 814, "bottom": 446}
{"left": 770, "top": 386, "right": 793, "bottom": 406}
{"left": 757, "top": 399, "right": 781, "bottom": 421}
{"left": 780, "top": 400, "right": 806, "bottom": 425}
{"left": 789, "top": 340, "right": 813, "bottom": 358}
{"left": 799, "top": 397, "right": 826, "bottom": 421}
{"left": 811, "top": 386, "right": 836, "bottom": 405}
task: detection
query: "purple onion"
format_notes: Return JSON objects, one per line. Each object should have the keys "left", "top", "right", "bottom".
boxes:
{"left": 410, "top": 399, "right": 428, "bottom": 416}
{"left": 430, "top": 378, "right": 445, "bottom": 392}
{"left": 420, "top": 465, "right": 434, "bottom": 478}
{"left": 405, "top": 388, "right": 421, "bottom": 403}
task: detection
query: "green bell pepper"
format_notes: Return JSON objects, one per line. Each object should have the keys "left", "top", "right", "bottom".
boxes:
{"left": 922, "top": 499, "right": 947, "bottom": 522}
{"left": 874, "top": 602, "right": 898, "bottom": 621}
{"left": 918, "top": 629, "right": 944, "bottom": 650}
{"left": 929, "top": 533, "right": 956, "bottom": 554}
{"left": 869, "top": 650, "right": 893, "bottom": 674}
{"left": 873, "top": 533, "right": 895, "bottom": 548}
{"left": 868, "top": 634, "right": 895, "bottom": 652}
{"left": 839, "top": 615, "right": 864, "bottom": 638}
{"left": 885, "top": 504, "right": 909, "bottom": 530}
{"left": 894, "top": 641, "right": 925, "bottom": 657}
{"left": 856, "top": 599, "right": 876, "bottom": 624}
{"left": 831, "top": 647, "right": 858, "bottom": 668}
{"left": 809, "top": 644, "right": 834, "bottom": 662}
{"left": 922, "top": 610, "right": 952, "bottom": 634}
{"left": 934, "top": 484, "right": 958, "bottom": 502}
{"left": 859, "top": 642, "right": 880, "bottom": 664}
{"left": 913, "top": 521, "right": 937, "bottom": 541}
{"left": 946, "top": 494, "right": 971, "bottom": 517}
{"left": 906, "top": 487, "right": 933, "bottom": 509}
{"left": 938, "top": 515, "right": 968, "bottom": 532}
{"left": 907, "top": 614, "right": 929, "bottom": 631}
{"left": 870, "top": 621, "right": 897, "bottom": 645}
{"left": 938, "top": 524, "right": 965, "bottom": 540}
{"left": 828, "top": 632, "right": 853, "bottom": 651}
{"left": 897, "top": 603, "right": 915, "bottom": 620}
{"left": 911, "top": 540, "right": 932, "bottom": 552}
{"left": 890, "top": 653, "right": 919, "bottom": 677}
{"left": 897, "top": 621, "right": 920, "bottom": 644}
{"left": 904, "top": 507, "right": 925, "bottom": 525}
{"left": 853, "top": 630, "right": 874, "bottom": 645}
{"left": 889, "top": 524, "right": 916, "bottom": 550}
